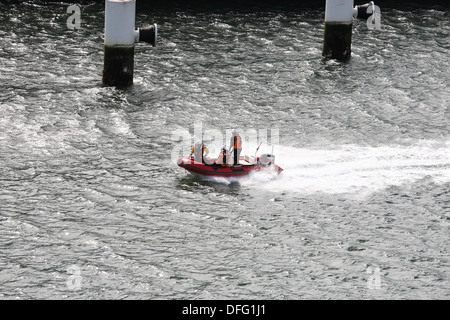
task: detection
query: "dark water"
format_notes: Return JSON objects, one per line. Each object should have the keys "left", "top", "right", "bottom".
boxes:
{"left": 0, "top": 1, "right": 449, "bottom": 300}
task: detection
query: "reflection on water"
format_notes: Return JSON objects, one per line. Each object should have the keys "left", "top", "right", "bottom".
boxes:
{"left": 176, "top": 175, "right": 242, "bottom": 195}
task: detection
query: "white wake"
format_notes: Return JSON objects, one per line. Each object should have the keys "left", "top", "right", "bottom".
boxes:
{"left": 241, "top": 139, "right": 450, "bottom": 196}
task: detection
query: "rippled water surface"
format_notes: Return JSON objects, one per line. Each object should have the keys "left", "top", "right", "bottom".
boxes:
{"left": 0, "top": 1, "right": 449, "bottom": 299}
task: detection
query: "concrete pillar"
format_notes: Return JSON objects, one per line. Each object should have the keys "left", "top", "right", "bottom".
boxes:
{"left": 103, "top": 0, "right": 157, "bottom": 87}
{"left": 322, "top": 0, "right": 354, "bottom": 62}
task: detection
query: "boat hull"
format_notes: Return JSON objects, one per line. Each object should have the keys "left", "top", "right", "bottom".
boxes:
{"left": 177, "top": 157, "right": 283, "bottom": 178}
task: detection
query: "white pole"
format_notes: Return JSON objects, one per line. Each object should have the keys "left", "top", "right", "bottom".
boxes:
{"left": 104, "top": 0, "right": 136, "bottom": 47}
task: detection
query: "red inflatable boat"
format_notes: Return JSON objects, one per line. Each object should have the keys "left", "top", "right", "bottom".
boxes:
{"left": 177, "top": 154, "right": 283, "bottom": 178}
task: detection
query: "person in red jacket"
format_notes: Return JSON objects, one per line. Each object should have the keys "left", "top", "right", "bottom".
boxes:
{"left": 229, "top": 129, "right": 242, "bottom": 165}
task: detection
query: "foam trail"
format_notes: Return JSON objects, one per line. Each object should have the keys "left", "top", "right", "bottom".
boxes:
{"left": 242, "top": 140, "right": 450, "bottom": 196}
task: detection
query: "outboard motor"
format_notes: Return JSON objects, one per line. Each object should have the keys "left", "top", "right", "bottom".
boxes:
{"left": 259, "top": 154, "right": 275, "bottom": 166}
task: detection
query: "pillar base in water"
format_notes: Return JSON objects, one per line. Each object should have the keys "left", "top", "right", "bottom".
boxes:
{"left": 102, "top": 45, "right": 135, "bottom": 87}
{"left": 322, "top": 22, "right": 352, "bottom": 62}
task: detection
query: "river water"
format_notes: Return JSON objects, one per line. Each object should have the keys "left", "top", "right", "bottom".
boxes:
{"left": 0, "top": 1, "right": 449, "bottom": 300}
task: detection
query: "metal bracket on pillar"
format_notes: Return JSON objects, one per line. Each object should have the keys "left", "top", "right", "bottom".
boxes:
{"left": 353, "top": 1, "right": 375, "bottom": 20}
{"left": 136, "top": 24, "right": 158, "bottom": 47}
{"left": 355, "top": 1, "right": 381, "bottom": 30}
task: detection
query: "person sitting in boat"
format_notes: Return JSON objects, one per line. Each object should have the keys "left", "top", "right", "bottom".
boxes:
{"left": 215, "top": 146, "right": 229, "bottom": 166}
{"left": 190, "top": 140, "right": 209, "bottom": 163}
{"left": 229, "top": 129, "right": 242, "bottom": 165}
